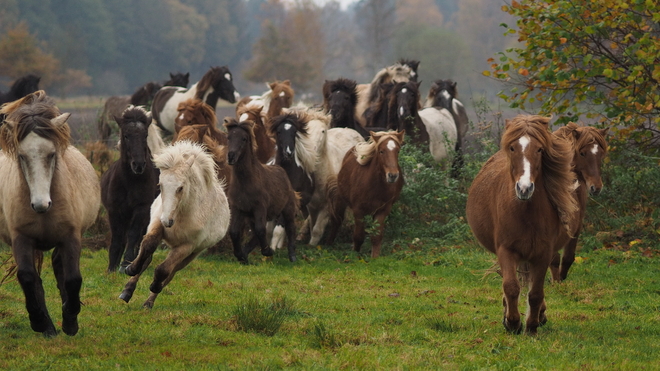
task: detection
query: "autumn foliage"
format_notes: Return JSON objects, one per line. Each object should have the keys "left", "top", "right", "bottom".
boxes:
{"left": 486, "top": 0, "right": 660, "bottom": 146}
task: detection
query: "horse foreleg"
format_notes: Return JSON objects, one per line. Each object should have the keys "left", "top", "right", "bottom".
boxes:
{"left": 352, "top": 212, "right": 366, "bottom": 253}
{"left": 497, "top": 247, "right": 522, "bottom": 334}
{"left": 52, "top": 237, "right": 83, "bottom": 336}
{"left": 559, "top": 236, "right": 579, "bottom": 281}
{"left": 229, "top": 213, "right": 247, "bottom": 263}
{"left": 123, "top": 207, "right": 151, "bottom": 271}
{"left": 119, "top": 254, "right": 152, "bottom": 303}
{"left": 12, "top": 235, "right": 57, "bottom": 337}
{"left": 309, "top": 206, "right": 331, "bottom": 246}
{"left": 283, "top": 208, "right": 298, "bottom": 262}
{"left": 526, "top": 260, "right": 550, "bottom": 335}
{"left": 326, "top": 198, "right": 347, "bottom": 245}
{"left": 144, "top": 245, "right": 200, "bottom": 308}
{"left": 370, "top": 210, "right": 389, "bottom": 258}
{"left": 125, "top": 222, "right": 163, "bottom": 276}
{"left": 107, "top": 215, "right": 128, "bottom": 272}
{"left": 249, "top": 210, "right": 272, "bottom": 258}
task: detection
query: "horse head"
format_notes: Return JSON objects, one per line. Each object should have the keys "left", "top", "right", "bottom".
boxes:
{"left": 428, "top": 79, "right": 457, "bottom": 110}
{"left": 388, "top": 81, "right": 421, "bottom": 132}
{"left": 198, "top": 66, "right": 240, "bottom": 104}
{"left": 269, "top": 114, "right": 306, "bottom": 163}
{"left": 224, "top": 117, "right": 257, "bottom": 165}
{"left": 323, "top": 78, "right": 358, "bottom": 127}
{"left": 115, "top": 106, "right": 152, "bottom": 175}
{"left": 268, "top": 80, "right": 294, "bottom": 117}
{"left": 369, "top": 131, "right": 405, "bottom": 184}
{"left": 0, "top": 91, "right": 69, "bottom": 213}
{"left": 166, "top": 72, "right": 190, "bottom": 88}
{"left": 398, "top": 59, "right": 420, "bottom": 81}
{"left": 555, "top": 123, "right": 608, "bottom": 196}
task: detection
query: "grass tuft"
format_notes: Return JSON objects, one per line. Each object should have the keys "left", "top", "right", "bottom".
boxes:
{"left": 231, "top": 295, "right": 294, "bottom": 336}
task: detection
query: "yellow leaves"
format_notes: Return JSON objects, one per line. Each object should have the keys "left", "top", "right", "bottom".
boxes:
{"left": 482, "top": 70, "right": 492, "bottom": 77}
{"left": 610, "top": 41, "right": 618, "bottom": 49}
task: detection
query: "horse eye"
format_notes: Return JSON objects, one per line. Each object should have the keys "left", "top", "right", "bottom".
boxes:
{"left": 580, "top": 152, "right": 585, "bottom": 157}
{"left": 510, "top": 146, "right": 514, "bottom": 152}
{"left": 379, "top": 150, "right": 384, "bottom": 154}
{"left": 242, "top": 137, "right": 247, "bottom": 142}
{"left": 47, "top": 153, "right": 56, "bottom": 161}
{"left": 537, "top": 148, "right": 543, "bottom": 153}
{"left": 177, "top": 186, "right": 183, "bottom": 193}
{"left": 18, "top": 154, "right": 25, "bottom": 161}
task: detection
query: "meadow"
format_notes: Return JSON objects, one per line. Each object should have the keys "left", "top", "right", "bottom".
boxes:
{"left": 1, "top": 100, "right": 660, "bottom": 370}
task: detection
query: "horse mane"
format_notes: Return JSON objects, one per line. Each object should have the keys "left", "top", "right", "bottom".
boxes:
{"left": 195, "top": 66, "right": 228, "bottom": 99}
{"left": 120, "top": 105, "right": 151, "bottom": 125}
{"left": 153, "top": 140, "right": 217, "bottom": 190}
{"left": 177, "top": 98, "right": 216, "bottom": 126}
{"left": 501, "top": 115, "right": 578, "bottom": 231}
{"left": 322, "top": 78, "right": 358, "bottom": 110}
{"left": 354, "top": 131, "right": 402, "bottom": 166}
{"left": 0, "top": 90, "right": 70, "bottom": 157}
{"left": 224, "top": 117, "right": 259, "bottom": 153}
{"left": 268, "top": 112, "right": 320, "bottom": 173}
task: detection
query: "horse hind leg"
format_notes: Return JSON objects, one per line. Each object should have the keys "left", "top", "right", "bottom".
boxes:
{"left": 369, "top": 210, "right": 390, "bottom": 258}
{"left": 122, "top": 209, "right": 151, "bottom": 272}
{"left": 12, "top": 237, "right": 57, "bottom": 337}
{"left": 559, "top": 237, "right": 579, "bottom": 281}
{"left": 119, "top": 254, "right": 152, "bottom": 303}
{"left": 497, "top": 247, "right": 522, "bottom": 334}
{"left": 145, "top": 246, "right": 201, "bottom": 308}
{"left": 352, "top": 213, "right": 367, "bottom": 253}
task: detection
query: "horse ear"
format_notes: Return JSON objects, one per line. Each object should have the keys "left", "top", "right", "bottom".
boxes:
{"left": 452, "top": 81, "right": 457, "bottom": 89}
{"left": 370, "top": 131, "right": 382, "bottom": 142}
{"left": 269, "top": 82, "right": 277, "bottom": 90}
{"left": 397, "top": 130, "right": 405, "bottom": 143}
{"left": 283, "top": 80, "right": 291, "bottom": 86}
{"left": 416, "top": 81, "right": 422, "bottom": 89}
{"left": 145, "top": 112, "right": 152, "bottom": 125}
{"left": 599, "top": 127, "right": 609, "bottom": 137}
{"left": 51, "top": 113, "right": 70, "bottom": 128}
{"left": 185, "top": 153, "right": 196, "bottom": 168}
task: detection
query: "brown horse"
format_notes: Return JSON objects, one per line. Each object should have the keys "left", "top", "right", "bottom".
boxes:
{"left": 326, "top": 130, "right": 405, "bottom": 258}
{"left": 550, "top": 122, "right": 608, "bottom": 281}
{"left": 236, "top": 105, "right": 276, "bottom": 163}
{"left": 466, "top": 114, "right": 577, "bottom": 335}
{"left": 174, "top": 124, "right": 232, "bottom": 187}
{"left": 0, "top": 91, "right": 100, "bottom": 336}
{"left": 173, "top": 98, "right": 227, "bottom": 145}
{"left": 224, "top": 118, "right": 299, "bottom": 264}
{"left": 236, "top": 80, "right": 295, "bottom": 119}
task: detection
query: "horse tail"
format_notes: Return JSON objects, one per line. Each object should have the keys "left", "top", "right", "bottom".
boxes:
{"left": 326, "top": 174, "right": 339, "bottom": 219}
{"left": 293, "top": 191, "right": 302, "bottom": 216}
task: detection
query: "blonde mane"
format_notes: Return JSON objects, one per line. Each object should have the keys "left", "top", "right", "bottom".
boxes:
{"left": 502, "top": 115, "right": 578, "bottom": 232}
{"left": 354, "top": 131, "right": 402, "bottom": 165}
{"left": 154, "top": 141, "right": 218, "bottom": 190}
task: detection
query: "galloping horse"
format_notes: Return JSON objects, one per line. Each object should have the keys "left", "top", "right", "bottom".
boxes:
{"left": 122, "top": 141, "right": 230, "bottom": 308}
{"left": 0, "top": 74, "right": 40, "bottom": 105}
{"left": 225, "top": 118, "right": 300, "bottom": 264}
{"left": 550, "top": 123, "right": 608, "bottom": 281}
{"left": 424, "top": 79, "right": 469, "bottom": 153}
{"left": 355, "top": 62, "right": 414, "bottom": 127}
{"left": 152, "top": 66, "right": 239, "bottom": 134}
{"left": 101, "top": 106, "right": 159, "bottom": 272}
{"left": 172, "top": 98, "right": 227, "bottom": 146}
{"left": 366, "top": 81, "right": 429, "bottom": 144}
{"left": 466, "top": 114, "right": 578, "bottom": 335}
{"left": 97, "top": 72, "right": 189, "bottom": 144}
{"left": 174, "top": 124, "right": 232, "bottom": 187}
{"left": 236, "top": 80, "right": 294, "bottom": 119}
{"left": 322, "top": 78, "right": 370, "bottom": 138}
{"left": 0, "top": 91, "right": 100, "bottom": 336}
{"left": 326, "top": 130, "right": 405, "bottom": 258}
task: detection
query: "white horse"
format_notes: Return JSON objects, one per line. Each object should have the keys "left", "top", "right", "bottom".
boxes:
{"left": 418, "top": 107, "right": 458, "bottom": 163}
{"left": 120, "top": 141, "right": 230, "bottom": 308}
{"left": 151, "top": 66, "right": 240, "bottom": 134}
{"left": 0, "top": 91, "right": 100, "bottom": 337}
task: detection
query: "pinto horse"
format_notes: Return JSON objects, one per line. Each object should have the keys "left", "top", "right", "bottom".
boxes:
{"left": 322, "top": 78, "right": 370, "bottom": 138}
{"left": 0, "top": 91, "right": 100, "bottom": 336}
{"left": 355, "top": 63, "right": 414, "bottom": 127}
{"left": 550, "top": 122, "right": 608, "bottom": 281}
{"left": 152, "top": 66, "right": 239, "bottom": 134}
{"left": 0, "top": 74, "right": 40, "bottom": 105}
{"left": 424, "top": 79, "right": 469, "bottom": 153}
{"left": 466, "top": 114, "right": 578, "bottom": 335}
{"left": 173, "top": 98, "right": 227, "bottom": 146}
{"left": 122, "top": 141, "right": 230, "bottom": 308}
{"left": 237, "top": 105, "right": 276, "bottom": 164}
{"left": 97, "top": 72, "right": 189, "bottom": 144}
{"left": 101, "top": 106, "right": 159, "bottom": 272}
{"left": 366, "top": 81, "right": 429, "bottom": 144}
{"left": 326, "top": 131, "right": 405, "bottom": 258}
{"left": 236, "top": 80, "right": 294, "bottom": 119}
{"left": 225, "top": 118, "right": 299, "bottom": 264}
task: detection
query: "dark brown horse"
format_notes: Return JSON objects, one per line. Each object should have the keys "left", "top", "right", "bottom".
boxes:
{"left": 0, "top": 91, "right": 100, "bottom": 336}
{"left": 322, "top": 78, "right": 370, "bottom": 138}
{"left": 101, "top": 106, "right": 159, "bottom": 272}
{"left": 550, "top": 122, "right": 608, "bottom": 281}
{"left": 173, "top": 98, "right": 227, "bottom": 145}
{"left": 466, "top": 114, "right": 577, "bottom": 335}
{"left": 0, "top": 74, "right": 40, "bottom": 105}
{"left": 237, "top": 105, "right": 276, "bottom": 163}
{"left": 224, "top": 118, "right": 299, "bottom": 264}
{"left": 327, "top": 130, "right": 405, "bottom": 258}
{"left": 174, "top": 124, "right": 232, "bottom": 188}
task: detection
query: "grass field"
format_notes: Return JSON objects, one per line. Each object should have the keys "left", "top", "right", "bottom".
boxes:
{"left": 1, "top": 241, "right": 659, "bottom": 370}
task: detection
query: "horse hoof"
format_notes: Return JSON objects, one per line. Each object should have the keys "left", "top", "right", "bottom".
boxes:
{"left": 62, "top": 316, "right": 79, "bottom": 336}
{"left": 142, "top": 301, "right": 154, "bottom": 309}
{"left": 125, "top": 265, "right": 137, "bottom": 276}
{"left": 502, "top": 318, "right": 522, "bottom": 334}
{"left": 261, "top": 247, "right": 274, "bottom": 257}
{"left": 289, "top": 255, "right": 297, "bottom": 263}
{"left": 42, "top": 326, "right": 59, "bottom": 338}
{"left": 118, "top": 292, "right": 133, "bottom": 303}
{"left": 118, "top": 266, "right": 127, "bottom": 274}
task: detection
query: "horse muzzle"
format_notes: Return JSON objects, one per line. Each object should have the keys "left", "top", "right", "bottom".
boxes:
{"left": 589, "top": 184, "right": 602, "bottom": 196}
{"left": 161, "top": 217, "right": 175, "bottom": 228}
{"left": 227, "top": 152, "right": 237, "bottom": 165}
{"left": 131, "top": 161, "right": 146, "bottom": 175}
{"left": 515, "top": 181, "right": 535, "bottom": 200}
{"left": 386, "top": 172, "right": 400, "bottom": 183}
{"left": 31, "top": 199, "right": 52, "bottom": 214}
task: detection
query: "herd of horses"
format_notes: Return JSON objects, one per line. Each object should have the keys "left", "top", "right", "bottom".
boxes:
{"left": 0, "top": 60, "right": 608, "bottom": 337}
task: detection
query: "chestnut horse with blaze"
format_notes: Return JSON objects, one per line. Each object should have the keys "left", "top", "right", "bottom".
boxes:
{"left": 326, "top": 130, "right": 405, "bottom": 258}
{"left": 466, "top": 115, "right": 577, "bottom": 335}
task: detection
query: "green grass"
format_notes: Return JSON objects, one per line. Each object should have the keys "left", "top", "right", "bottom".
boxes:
{"left": 1, "top": 243, "right": 659, "bottom": 370}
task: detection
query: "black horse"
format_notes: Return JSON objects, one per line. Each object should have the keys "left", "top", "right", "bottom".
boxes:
{"left": 322, "top": 78, "right": 370, "bottom": 139}
{"left": 101, "top": 106, "right": 159, "bottom": 272}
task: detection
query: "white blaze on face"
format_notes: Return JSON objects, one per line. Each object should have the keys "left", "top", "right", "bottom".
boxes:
{"left": 399, "top": 106, "right": 404, "bottom": 117}
{"left": 591, "top": 143, "right": 599, "bottom": 155}
{"left": 159, "top": 174, "right": 182, "bottom": 227}
{"left": 18, "top": 132, "right": 57, "bottom": 212}
{"left": 279, "top": 91, "right": 285, "bottom": 97}
{"left": 518, "top": 136, "right": 532, "bottom": 188}
{"left": 239, "top": 113, "right": 249, "bottom": 122}
{"left": 387, "top": 139, "right": 396, "bottom": 151}
{"left": 401, "top": 88, "right": 408, "bottom": 94}
{"left": 224, "top": 73, "right": 231, "bottom": 81}
{"left": 284, "top": 123, "right": 293, "bottom": 155}
{"left": 441, "top": 90, "right": 451, "bottom": 100}
{"left": 178, "top": 113, "right": 185, "bottom": 121}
